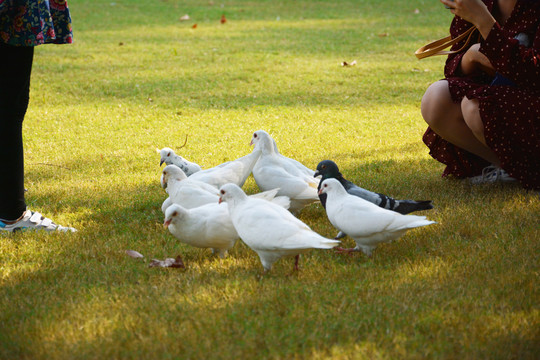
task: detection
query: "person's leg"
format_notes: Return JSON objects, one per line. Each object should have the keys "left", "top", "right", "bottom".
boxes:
{"left": 421, "top": 80, "right": 500, "bottom": 166}
{"left": 0, "top": 43, "right": 34, "bottom": 221}
{"left": 461, "top": 96, "right": 488, "bottom": 146}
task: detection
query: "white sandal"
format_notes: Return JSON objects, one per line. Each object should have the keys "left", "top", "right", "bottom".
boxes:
{"left": 0, "top": 210, "right": 77, "bottom": 233}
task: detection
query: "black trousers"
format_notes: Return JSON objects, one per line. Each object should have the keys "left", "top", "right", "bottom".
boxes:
{"left": 0, "top": 43, "right": 34, "bottom": 220}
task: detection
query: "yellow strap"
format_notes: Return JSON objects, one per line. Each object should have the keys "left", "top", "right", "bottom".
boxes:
{"left": 415, "top": 26, "right": 477, "bottom": 59}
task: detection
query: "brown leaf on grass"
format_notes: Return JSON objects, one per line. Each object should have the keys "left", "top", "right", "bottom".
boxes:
{"left": 220, "top": 14, "right": 227, "bottom": 24}
{"left": 192, "top": 23, "right": 198, "bottom": 29}
{"left": 179, "top": 14, "right": 190, "bottom": 21}
{"left": 341, "top": 60, "right": 357, "bottom": 67}
{"left": 149, "top": 255, "right": 186, "bottom": 268}
{"left": 125, "top": 250, "right": 144, "bottom": 258}
{"left": 378, "top": 33, "right": 389, "bottom": 37}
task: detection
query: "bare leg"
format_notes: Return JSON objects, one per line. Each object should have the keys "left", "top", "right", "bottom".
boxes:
{"left": 462, "top": 97, "right": 490, "bottom": 146}
{"left": 421, "top": 80, "right": 500, "bottom": 165}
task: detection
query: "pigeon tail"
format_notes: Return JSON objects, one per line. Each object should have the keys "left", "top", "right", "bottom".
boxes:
{"left": 393, "top": 200, "right": 434, "bottom": 215}
{"left": 317, "top": 238, "right": 341, "bottom": 249}
{"left": 392, "top": 217, "right": 436, "bottom": 231}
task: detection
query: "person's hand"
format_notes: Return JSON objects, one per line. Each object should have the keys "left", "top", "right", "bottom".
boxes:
{"left": 440, "top": 0, "right": 496, "bottom": 39}
{"left": 460, "top": 43, "right": 495, "bottom": 76}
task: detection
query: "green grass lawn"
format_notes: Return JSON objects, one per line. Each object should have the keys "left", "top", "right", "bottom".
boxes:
{"left": 1, "top": 0, "right": 538, "bottom": 358}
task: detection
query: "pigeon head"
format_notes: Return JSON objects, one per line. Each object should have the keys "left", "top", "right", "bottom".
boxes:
{"left": 250, "top": 130, "right": 277, "bottom": 154}
{"left": 161, "top": 165, "right": 187, "bottom": 188}
{"left": 250, "top": 130, "right": 268, "bottom": 147}
{"left": 159, "top": 147, "right": 177, "bottom": 166}
{"left": 218, "top": 183, "right": 247, "bottom": 204}
{"left": 163, "top": 204, "right": 187, "bottom": 228}
{"left": 314, "top": 160, "right": 342, "bottom": 179}
{"left": 318, "top": 178, "right": 346, "bottom": 196}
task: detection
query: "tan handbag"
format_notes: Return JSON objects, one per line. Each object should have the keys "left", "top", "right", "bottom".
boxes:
{"left": 415, "top": 26, "right": 478, "bottom": 59}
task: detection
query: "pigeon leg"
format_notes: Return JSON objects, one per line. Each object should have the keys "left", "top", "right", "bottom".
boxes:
{"left": 285, "top": 255, "right": 301, "bottom": 277}
{"left": 294, "top": 254, "right": 300, "bottom": 271}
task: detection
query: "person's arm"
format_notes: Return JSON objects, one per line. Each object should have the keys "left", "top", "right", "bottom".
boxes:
{"left": 440, "top": 0, "right": 496, "bottom": 39}
{"left": 460, "top": 43, "right": 495, "bottom": 77}
{"left": 480, "top": 24, "right": 540, "bottom": 90}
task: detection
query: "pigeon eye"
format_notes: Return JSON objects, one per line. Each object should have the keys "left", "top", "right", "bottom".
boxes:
{"left": 322, "top": 165, "right": 326, "bottom": 169}
{"left": 220, "top": 190, "right": 225, "bottom": 195}
{"left": 167, "top": 152, "right": 171, "bottom": 157}
{"left": 172, "top": 211, "right": 178, "bottom": 216}
{"left": 253, "top": 133, "right": 257, "bottom": 138}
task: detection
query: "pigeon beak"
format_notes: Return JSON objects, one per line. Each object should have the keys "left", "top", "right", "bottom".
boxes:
{"left": 160, "top": 159, "right": 164, "bottom": 166}
{"left": 313, "top": 170, "right": 320, "bottom": 178}
{"left": 218, "top": 197, "right": 223, "bottom": 204}
{"left": 249, "top": 140, "right": 254, "bottom": 146}
{"left": 317, "top": 188, "right": 324, "bottom": 195}
{"left": 163, "top": 219, "right": 171, "bottom": 228}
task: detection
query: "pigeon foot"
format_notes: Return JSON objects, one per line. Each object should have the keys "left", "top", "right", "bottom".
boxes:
{"left": 334, "top": 247, "right": 358, "bottom": 255}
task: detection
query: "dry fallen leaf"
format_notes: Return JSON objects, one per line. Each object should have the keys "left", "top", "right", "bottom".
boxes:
{"left": 149, "top": 255, "right": 186, "bottom": 268}
{"left": 378, "top": 33, "right": 389, "bottom": 37}
{"left": 178, "top": 134, "right": 189, "bottom": 149}
{"left": 125, "top": 250, "right": 144, "bottom": 258}
{"left": 341, "top": 60, "right": 357, "bottom": 67}
{"left": 179, "top": 14, "right": 190, "bottom": 21}
{"left": 220, "top": 14, "right": 227, "bottom": 24}
{"left": 192, "top": 23, "right": 198, "bottom": 29}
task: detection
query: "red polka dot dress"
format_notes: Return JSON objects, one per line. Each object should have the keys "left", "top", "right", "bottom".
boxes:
{"left": 423, "top": 0, "right": 540, "bottom": 190}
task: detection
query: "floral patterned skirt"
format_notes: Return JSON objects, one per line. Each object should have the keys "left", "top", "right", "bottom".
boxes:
{"left": 0, "top": 0, "right": 73, "bottom": 46}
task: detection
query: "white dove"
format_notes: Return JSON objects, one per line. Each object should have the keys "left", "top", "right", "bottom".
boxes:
{"left": 161, "top": 165, "right": 220, "bottom": 210}
{"left": 163, "top": 190, "right": 291, "bottom": 258}
{"left": 161, "top": 165, "right": 290, "bottom": 212}
{"left": 218, "top": 183, "right": 339, "bottom": 272}
{"left": 159, "top": 147, "right": 202, "bottom": 176}
{"left": 249, "top": 130, "right": 319, "bottom": 213}
{"left": 164, "top": 203, "right": 238, "bottom": 258}
{"left": 251, "top": 130, "right": 317, "bottom": 178}
{"left": 187, "top": 148, "right": 262, "bottom": 189}
{"left": 318, "top": 178, "right": 436, "bottom": 257}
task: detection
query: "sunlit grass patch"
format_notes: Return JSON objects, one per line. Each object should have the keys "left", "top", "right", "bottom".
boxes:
{"left": 1, "top": 0, "right": 538, "bottom": 359}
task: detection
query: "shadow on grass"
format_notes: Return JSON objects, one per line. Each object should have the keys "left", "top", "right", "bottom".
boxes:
{"left": 1, "top": 156, "right": 538, "bottom": 358}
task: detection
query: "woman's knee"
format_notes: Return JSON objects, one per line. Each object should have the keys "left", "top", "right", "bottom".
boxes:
{"left": 421, "top": 80, "right": 455, "bottom": 128}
